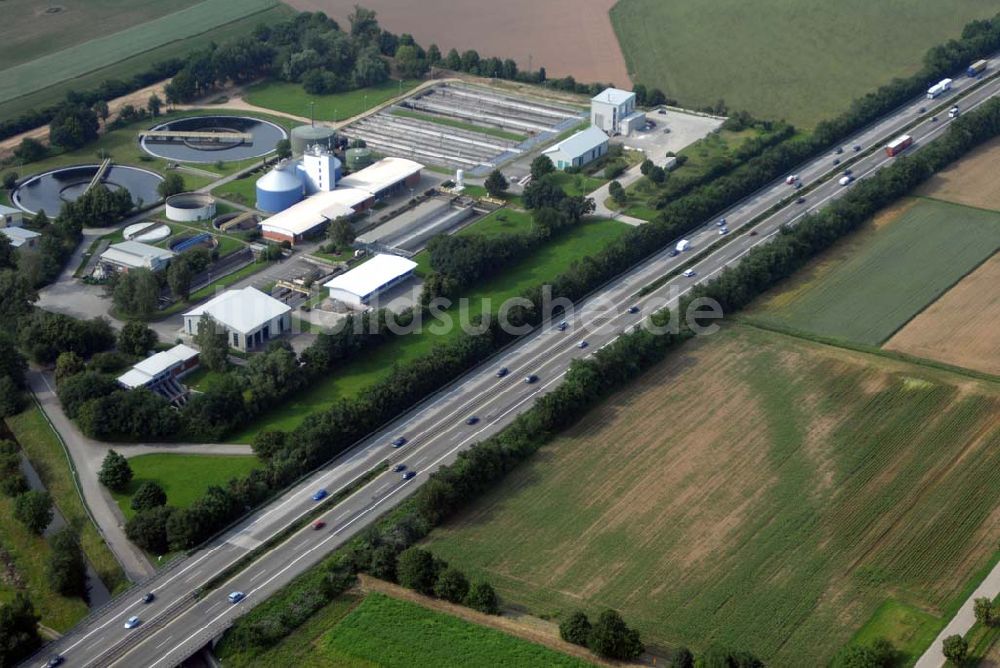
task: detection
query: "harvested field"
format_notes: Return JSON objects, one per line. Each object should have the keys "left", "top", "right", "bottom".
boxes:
{"left": 424, "top": 325, "right": 1000, "bottom": 666}
{"left": 884, "top": 252, "right": 1000, "bottom": 375}
{"left": 916, "top": 137, "right": 1000, "bottom": 212}
{"left": 284, "top": 0, "right": 630, "bottom": 86}
{"left": 747, "top": 198, "right": 1000, "bottom": 345}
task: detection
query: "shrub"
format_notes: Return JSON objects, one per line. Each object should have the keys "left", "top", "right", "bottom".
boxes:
{"left": 559, "top": 610, "right": 591, "bottom": 646}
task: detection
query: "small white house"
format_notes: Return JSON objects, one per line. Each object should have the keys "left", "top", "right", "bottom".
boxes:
{"left": 325, "top": 254, "right": 418, "bottom": 307}
{"left": 591, "top": 87, "right": 636, "bottom": 135}
{"left": 543, "top": 126, "right": 609, "bottom": 170}
{"left": 184, "top": 287, "right": 292, "bottom": 352}
{"left": 0, "top": 204, "right": 24, "bottom": 228}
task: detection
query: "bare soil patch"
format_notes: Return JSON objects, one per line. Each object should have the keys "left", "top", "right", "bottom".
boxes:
{"left": 916, "top": 137, "right": 1000, "bottom": 212}
{"left": 284, "top": 0, "right": 630, "bottom": 86}
{"left": 884, "top": 253, "right": 1000, "bottom": 376}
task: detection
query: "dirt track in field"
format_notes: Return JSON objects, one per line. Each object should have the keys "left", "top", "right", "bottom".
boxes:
{"left": 884, "top": 253, "right": 1000, "bottom": 376}
{"left": 284, "top": 0, "right": 631, "bottom": 87}
{"left": 917, "top": 137, "right": 1000, "bottom": 212}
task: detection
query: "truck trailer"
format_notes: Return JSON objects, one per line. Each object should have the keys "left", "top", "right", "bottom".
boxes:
{"left": 926, "top": 78, "right": 953, "bottom": 99}
{"left": 675, "top": 239, "right": 691, "bottom": 252}
{"left": 884, "top": 134, "right": 913, "bottom": 157}
{"left": 968, "top": 59, "right": 988, "bottom": 77}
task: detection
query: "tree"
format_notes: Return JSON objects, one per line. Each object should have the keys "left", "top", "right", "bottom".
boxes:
{"left": 396, "top": 547, "right": 439, "bottom": 595}
{"left": 14, "top": 490, "right": 53, "bottom": 535}
{"left": 559, "top": 610, "right": 591, "bottom": 646}
{"left": 444, "top": 48, "right": 462, "bottom": 71}
{"left": 942, "top": 635, "right": 968, "bottom": 666}
{"left": 131, "top": 481, "right": 167, "bottom": 512}
{"left": 93, "top": 100, "right": 110, "bottom": 128}
{"left": 348, "top": 5, "right": 380, "bottom": 43}
{"left": 47, "top": 528, "right": 88, "bottom": 600}
{"left": 157, "top": 172, "right": 185, "bottom": 199}
{"left": 640, "top": 159, "right": 654, "bottom": 176}
{"left": 275, "top": 138, "right": 292, "bottom": 161}
{"left": 433, "top": 568, "right": 469, "bottom": 603}
{"left": 368, "top": 545, "right": 398, "bottom": 582}
{"left": 194, "top": 315, "right": 230, "bottom": 371}
{"left": 1, "top": 172, "right": 16, "bottom": 192}
{"left": 98, "top": 450, "right": 133, "bottom": 492}
{"left": 974, "top": 597, "right": 995, "bottom": 627}
{"left": 326, "top": 217, "right": 356, "bottom": 252}
{"left": 0, "top": 593, "right": 41, "bottom": 666}
{"left": 54, "top": 351, "right": 85, "bottom": 383}
{"left": 394, "top": 44, "right": 427, "bottom": 78}
{"left": 483, "top": 170, "right": 509, "bottom": 197}
{"left": 118, "top": 321, "right": 157, "bottom": 357}
{"left": 426, "top": 44, "right": 442, "bottom": 65}
{"left": 465, "top": 581, "right": 500, "bottom": 615}
{"left": 49, "top": 105, "right": 99, "bottom": 150}
{"left": 0, "top": 333, "right": 27, "bottom": 387}
{"left": 665, "top": 646, "right": 694, "bottom": 668}
{"left": 147, "top": 93, "right": 163, "bottom": 117}
{"left": 112, "top": 268, "right": 159, "bottom": 319}
{"left": 648, "top": 165, "right": 666, "bottom": 185}
{"left": 0, "top": 270, "right": 37, "bottom": 328}
{"left": 13, "top": 138, "right": 47, "bottom": 163}
{"left": 587, "top": 609, "right": 643, "bottom": 660}
{"left": 530, "top": 155, "right": 555, "bottom": 180}
{"left": 0, "top": 376, "right": 25, "bottom": 418}
{"left": 609, "top": 180, "right": 627, "bottom": 206}
{"left": 167, "top": 256, "right": 195, "bottom": 301}
{"left": 125, "top": 506, "right": 173, "bottom": 555}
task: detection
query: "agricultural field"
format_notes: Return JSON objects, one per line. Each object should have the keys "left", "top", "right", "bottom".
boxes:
{"left": 916, "top": 137, "right": 1000, "bottom": 212}
{"left": 228, "top": 217, "right": 630, "bottom": 439}
{"left": 424, "top": 324, "right": 1000, "bottom": 665}
{"left": 111, "top": 453, "right": 260, "bottom": 520}
{"left": 884, "top": 253, "right": 1000, "bottom": 376}
{"left": 243, "top": 79, "right": 422, "bottom": 123}
{"left": 746, "top": 198, "right": 1000, "bottom": 345}
{"left": 609, "top": 0, "right": 998, "bottom": 127}
{"left": 0, "top": 0, "right": 278, "bottom": 107}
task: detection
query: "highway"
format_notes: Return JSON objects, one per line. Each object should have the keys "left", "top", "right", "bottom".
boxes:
{"left": 28, "top": 61, "right": 1000, "bottom": 668}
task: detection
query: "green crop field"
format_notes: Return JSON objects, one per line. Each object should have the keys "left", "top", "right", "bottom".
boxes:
{"left": 111, "top": 453, "right": 259, "bottom": 520}
{"left": 746, "top": 198, "right": 1000, "bottom": 345}
{"left": 609, "top": 0, "right": 999, "bottom": 127}
{"left": 424, "top": 325, "right": 1000, "bottom": 666}
{"left": 244, "top": 79, "right": 422, "bottom": 122}
{"left": 0, "top": 0, "right": 277, "bottom": 105}
{"left": 228, "top": 217, "right": 629, "bottom": 440}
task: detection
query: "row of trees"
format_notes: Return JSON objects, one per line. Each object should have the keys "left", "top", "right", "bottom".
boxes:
{"left": 0, "top": 594, "right": 42, "bottom": 666}
{"left": 559, "top": 609, "right": 644, "bottom": 660}
{"left": 0, "top": 331, "right": 28, "bottom": 418}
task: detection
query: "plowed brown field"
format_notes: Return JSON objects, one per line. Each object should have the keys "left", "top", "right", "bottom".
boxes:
{"left": 917, "top": 137, "right": 1000, "bottom": 212}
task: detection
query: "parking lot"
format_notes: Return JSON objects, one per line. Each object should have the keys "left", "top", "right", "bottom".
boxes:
{"left": 614, "top": 109, "right": 725, "bottom": 165}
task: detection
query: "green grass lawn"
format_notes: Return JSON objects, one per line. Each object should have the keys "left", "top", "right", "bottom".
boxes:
{"left": 0, "top": 4, "right": 293, "bottom": 122}
{"left": 212, "top": 174, "right": 258, "bottom": 207}
{"left": 746, "top": 198, "right": 1000, "bottom": 345}
{"left": 0, "top": 492, "right": 89, "bottom": 632}
{"left": 457, "top": 208, "right": 535, "bottom": 239}
{"left": 244, "top": 79, "right": 422, "bottom": 122}
{"left": 111, "top": 453, "right": 260, "bottom": 520}
{"left": 391, "top": 109, "right": 527, "bottom": 142}
{"left": 423, "top": 324, "right": 1000, "bottom": 665}
{"left": 848, "top": 599, "right": 942, "bottom": 665}
{"left": 5, "top": 406, "right": 127, "bottom": 594}
{"left": 547, "top": 171, "right": 605, "bottom": 197}
{"left": 227, "top": 217, "right": 630, "bottom": 440}
{"left": 609, "top": 0, "right": 998, "bottom": 128}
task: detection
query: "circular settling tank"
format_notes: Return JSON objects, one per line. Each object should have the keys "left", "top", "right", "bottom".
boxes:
{"left": 123, "top": 222, "right": 171, "bottom": 243}
{"left": 12, "top": 164, "right": 163, "bottom": 216}
{"left": 165, "top": 193, "right": 216, "bottom": 222}
{"left": 140, "top": 115, "right": 288, "bottom": 163}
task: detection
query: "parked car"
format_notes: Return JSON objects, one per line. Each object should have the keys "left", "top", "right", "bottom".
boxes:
{"left": 496, "top": 367, "right": 509, "bottom": 378}
{"left": 228, "top": 591, "right": 245, "bottom": 604}
{"left": 142, "top": 592, "right": 155, "bottom": 604}
{"left": 311, "top": 489, "right": 328, "bottom": 501}
{"left": 682, "top": 269, "right": 696, "bottom": 278}
{"left": 465, "top": 416, "right": 479, "bottom": 425}
{"left": 312, "top": 520, "right": 326, "bottom": 530}
{"left": 391, "top": 437, "right": 407, "bottom": 448}
{"left": 124, "top": 616, "right": 141, "bottom": 629}
{"left": 524, "top": 374, "right": 538, "bottom": 384}
{"left": 392, "top": 463, "right": 406, "bottom": 473}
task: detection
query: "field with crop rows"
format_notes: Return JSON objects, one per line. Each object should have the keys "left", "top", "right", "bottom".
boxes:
{"left": 916, "top": 137, "right": 1000, "bottom": 212}
{"left": 424, "top": 325, "right": 1000, "bottom": 666}
{"left": 610, "top": 0, "right": 998, "bottom": 128}
{"left": 746, "top": 198, "right": 1000, "bottom": 345}
{"left": 0, "top": 0, "right": 277, "bottom": 105}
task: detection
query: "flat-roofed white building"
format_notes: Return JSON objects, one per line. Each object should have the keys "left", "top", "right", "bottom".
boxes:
{"left": 184, "top": 287, "right": 292, "bottom": 351}
{"left": 0, "top": 204, "right": 24, "bottom": 228}
{"left": 325, "top": 253, "right": 418, "bottom": 307}
{"left": 117, "top": 344, "right": 200, "bottom": 405}
{"left": 543, "top": 125, "right": 609, "bottom": 170}
{"left": 100, "top": 240, "right": 175, "bottom": 273}
{"left": 591, "top": 87, "right": 645, "bottom": 135}
{"left": 0, "top": 226, "right": 40, "bottom": 250}
{"left": 260, "top": 187, "right": 373, "bottom": 245}
{"left": 338, "top": 157, "right": 423, "bottom": 199}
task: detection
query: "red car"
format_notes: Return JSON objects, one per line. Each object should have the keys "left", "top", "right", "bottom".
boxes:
{"left": 312, "top": 520, "right": 326, "bottom": 530}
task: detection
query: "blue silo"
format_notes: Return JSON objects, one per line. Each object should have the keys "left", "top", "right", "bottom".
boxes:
{"left": 255, "top": 165, "right": 304, "bottom": 213}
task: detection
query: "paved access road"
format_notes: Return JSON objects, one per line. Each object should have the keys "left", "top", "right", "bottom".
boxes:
{"left": 28, "top": 61, "right": 1000, "bottom": 668}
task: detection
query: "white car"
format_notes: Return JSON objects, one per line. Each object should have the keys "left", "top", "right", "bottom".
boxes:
{"left": 719, "top": 227, "right": 729, "bottom": 235}
{"left": 123, "top": 616, "right": 141, "bottom": 629}
{"left": 785, "top": 174, "right": 799, "bottom": 185}
{"left": 682, "top": 269, "right": 696, "bottom": 278}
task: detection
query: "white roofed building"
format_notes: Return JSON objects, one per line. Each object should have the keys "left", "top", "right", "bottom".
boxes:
{"left": 325, "top": 254, "right": 418, "bottom": 307}
{"left": 100, "top": 240, "right": 175, "bottom": 273}
{"left": 338, "top": 157, "right": 423, "bottom": 199}
{"left": 543, "top": 126, "right": 609, "bottom": 170}
{"left": 116, "top": 344, "right": 200, "bottom": 405}
{"left": 184, "top": 287, "right": 292, "bottom": 351}
{"left": 1, "top": 226, "right": 40, "bottom": 250}
{"left": 591, "top": 87, "right": 640, "bottom": 135}
{"left": 0, "top": 204, "right": 24, "bottom": 228}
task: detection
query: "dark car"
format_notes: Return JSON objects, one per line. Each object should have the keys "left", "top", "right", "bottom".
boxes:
{"left": 556, "top": 321, "right": 568, "bottom": 331}
{"left": 931, "top": 115, "right": 938, "bottom": 122}
{"left": 844, "top": 168, "right": 853, "bottom": 176}
{"left": 833, "top": 158, "right": 841, "bottom": 165}
{"left": 391, "top": 437, "right": 407, "bottom": 448}
{"left": 628, "top": 305, "right": 640, "bottom": 314}
{"left": 312, "top": 520, "right": 326, "bottom": 530}
{"left": 47, "top": 656, "right": 64, "bottom": 668}
{"left": 402, "top": 471, "right": 416, "bottom": 480}
{"left": 142, "top": 592, "right": 155, "bottom": 604}
{"left": 465, "top": 415, "right": 479, "bottom": 425}
{"left": 796, "top": 196, "right": 806, "bottom": 204}
{"left": 392, "top": 463, "right": 406, "bottom": 473}
{"left": 749, "top": 230, "right": 759, "bottom": 236}
{"left": 835, "top": 146, "right": 844, "bottom": 154}
{"left": 524, "top": 374, "right": 538, "bottom": 384}
{"left": 496, "top": 367, "right": 509, "bottom": 378}
{"left": 669, "top": 249, "right": 680, "bottom": 257}
{"left": 919, "top": 106, "right": 927, "bottom": 113}
{"left": 853, "top": 144, "right": 862, "bottom": 152}
{"left": 311, "top": 489, "right": 328, "bottom": 501}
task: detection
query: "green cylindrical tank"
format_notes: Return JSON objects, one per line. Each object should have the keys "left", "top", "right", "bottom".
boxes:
{"left": 290, "top": 125, "right": 337, "bottom": 156}
{"left": 345, "top": 147, "right": 375, "bottom": 171}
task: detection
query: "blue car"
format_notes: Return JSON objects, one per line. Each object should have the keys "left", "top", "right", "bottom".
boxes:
{"left": 496, "top": 367, "right": 509, "bottom": 378}
{"left": 391, "top": 437, "right": 407, "bottom": 448}
{"left": 311, "top": 489, "right": 328, "bottom": 501}
{"left": 466, "top": 416, "right": 480, "bottom": 425}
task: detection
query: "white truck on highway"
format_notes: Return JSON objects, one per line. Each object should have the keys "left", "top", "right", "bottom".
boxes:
{"left": 926, "top": 78, "right": 953, "bottom": 99}
{"left": 949, "top": 105, "right": 960, "bottom": 119}
{"left": 676, "top": 239, "right": 690, "bottom": 252}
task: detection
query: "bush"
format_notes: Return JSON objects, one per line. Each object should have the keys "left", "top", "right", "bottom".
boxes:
{"left": 396, "top": 547, "right": 440, "bottom": 595}
{"left": 464, "top": 581, "right": 500, "bottom": 615}
{"left": 433, "top": 567, "right": 469, "bottom": 604}
{"left": 942, "top": 634, "right": 968, "bottom": 666}
{"left": 131, "top": 481, "right": 167, "bottom": 512}
{"left": 47, "top": 528, "right": 88, "bottom": 600}
{"left": 14, "top": 490, "right": 53, "bottom": 535}
{"left": 559, "top": 610, "right": 591, "bottom": 646}
{"left": 587, "top": 609, "right": 643, "bottom": 660}
{"left": 125, "top": 506, "right": 174, "bottom": 555}
{"left": 98, "top": 450, "right": 132, "bottom": 492}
